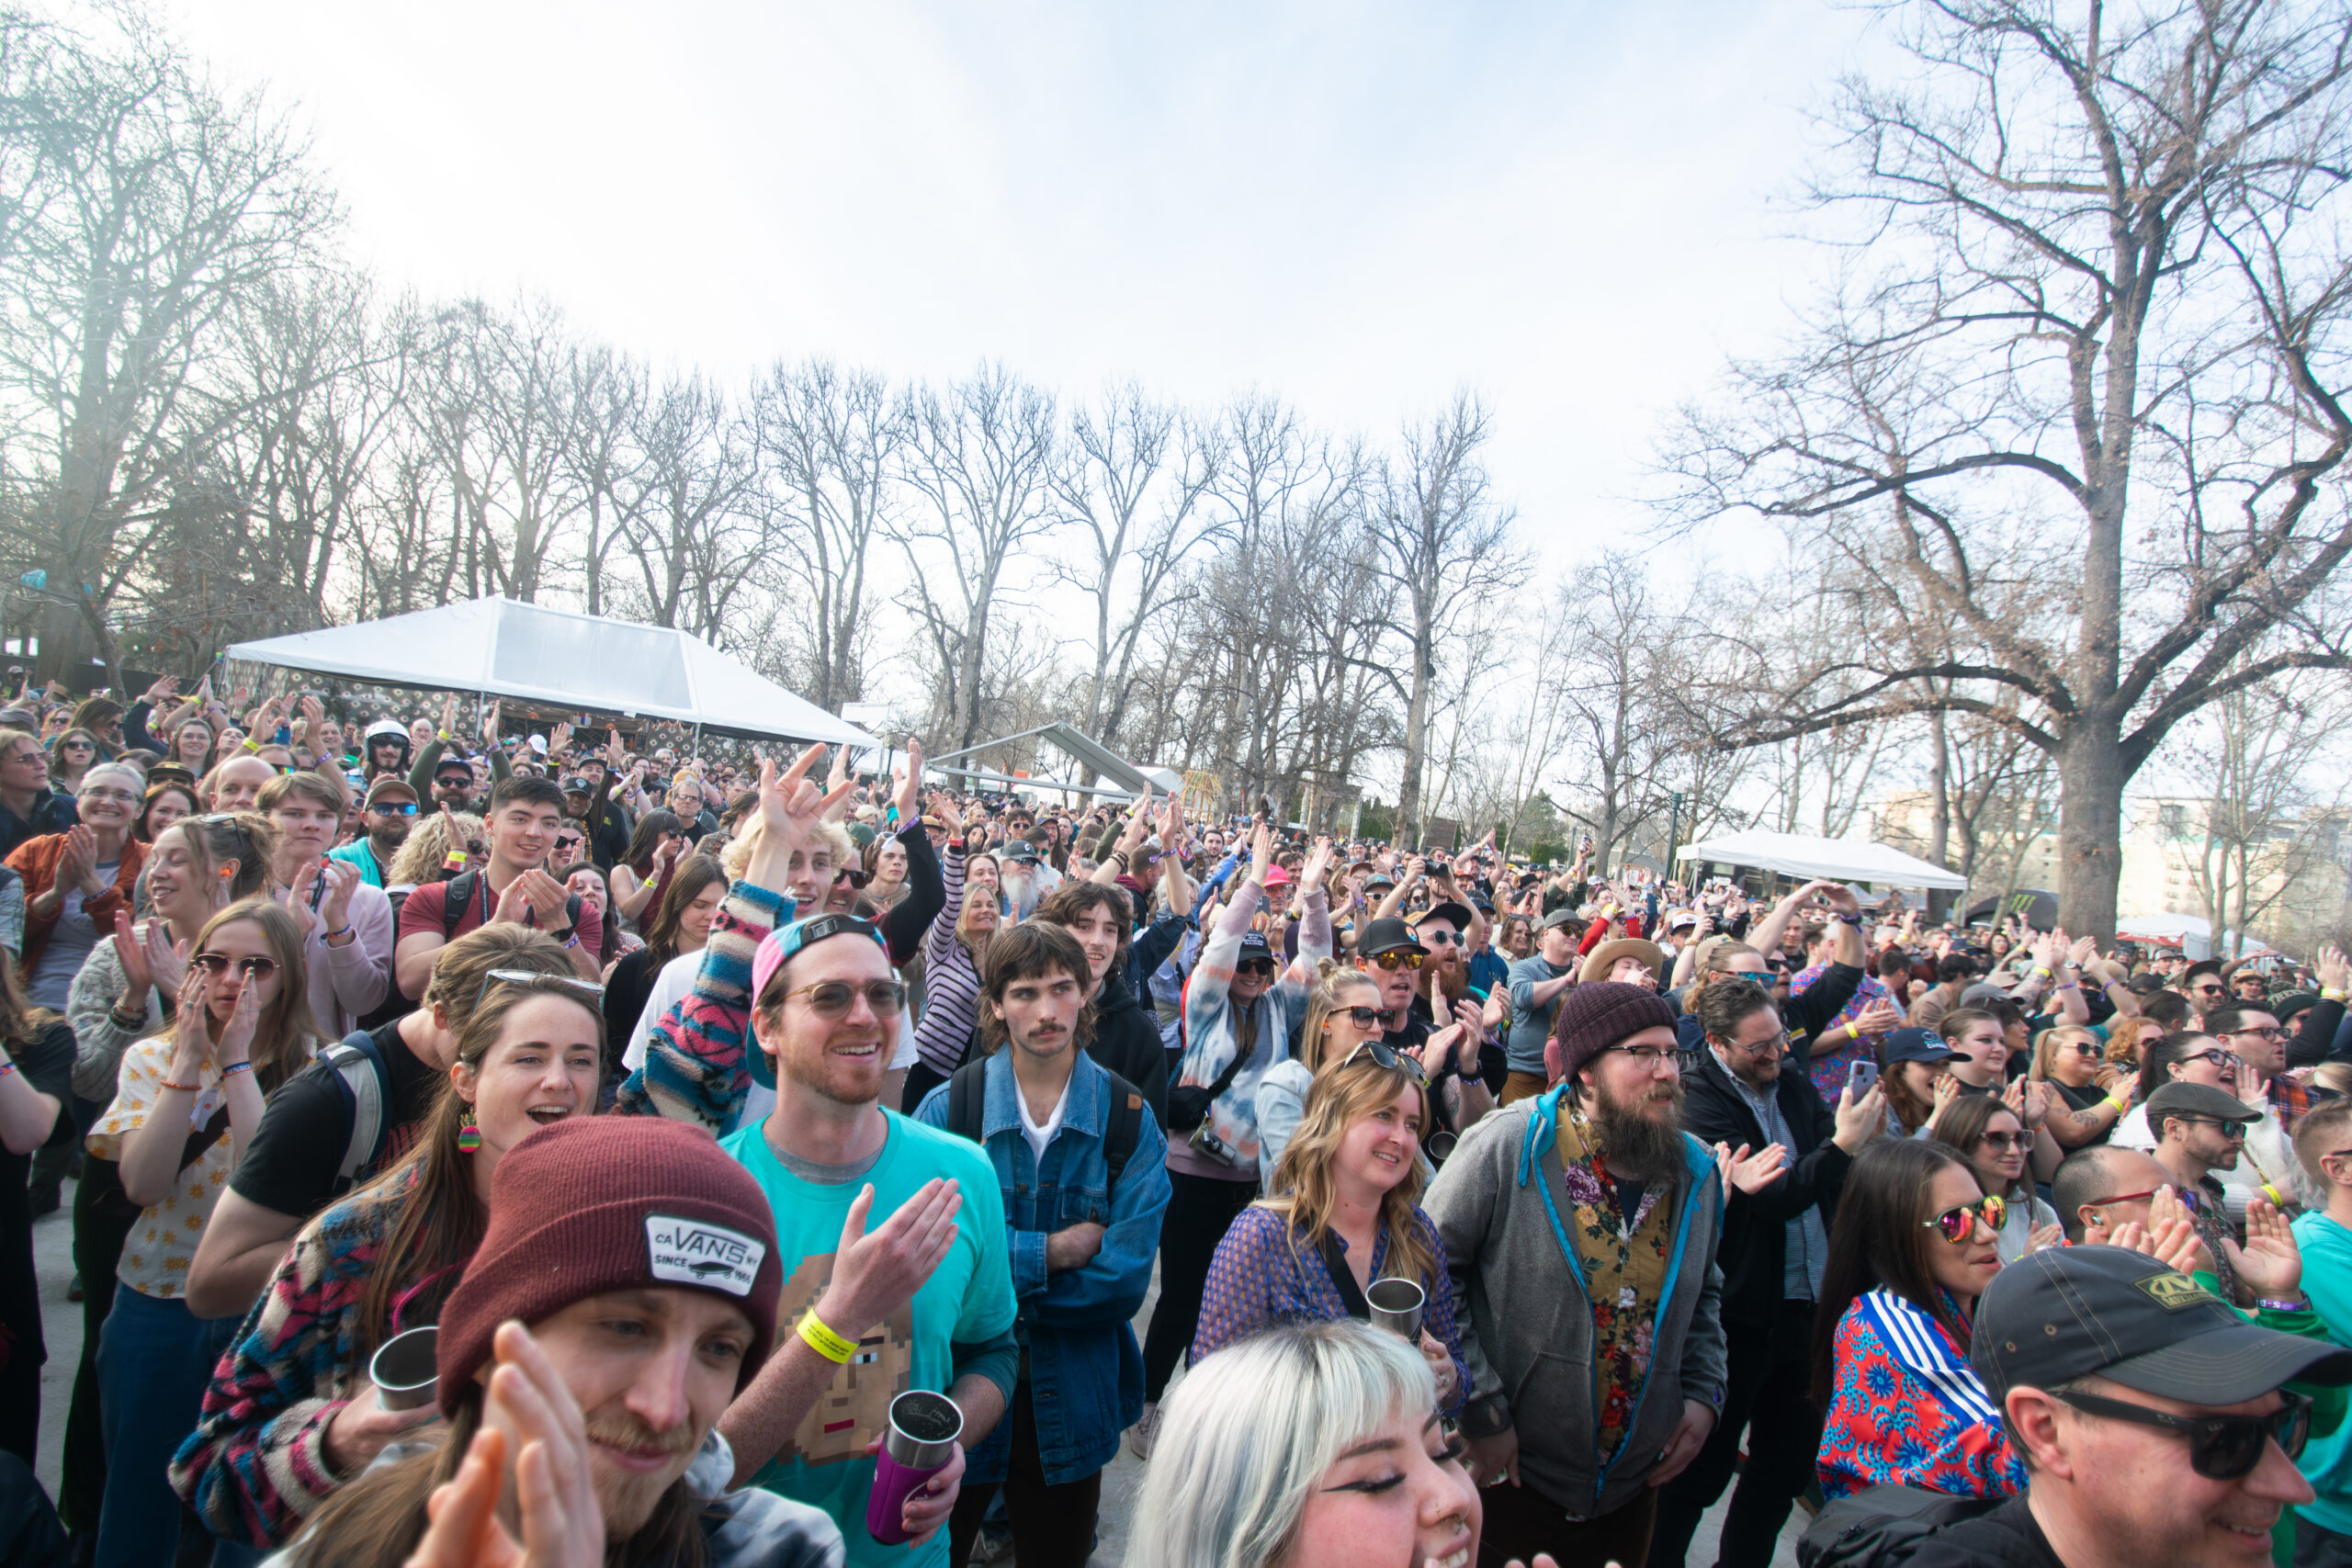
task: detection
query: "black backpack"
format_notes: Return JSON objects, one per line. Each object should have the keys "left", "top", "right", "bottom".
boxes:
{"left": 1796, "top": 1484, "right": 2004, "bottom": 1568}
{"left": 942, "top": 1058, "right": 1148, "bottom": 1190}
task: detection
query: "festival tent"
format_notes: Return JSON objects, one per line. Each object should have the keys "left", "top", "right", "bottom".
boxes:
{"left": 1675, "top": 829, "right": 1970, "bottom": 891}
{"left": 2114, "top": 912, "right": 2274, "bottom": 961}
{"left": 224, "top": 598, "right": 880, "bottom": 750}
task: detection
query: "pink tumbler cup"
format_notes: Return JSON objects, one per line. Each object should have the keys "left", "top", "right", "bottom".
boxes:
{"left": 865, "top": 1389, "right": 964, "bottom": 1545}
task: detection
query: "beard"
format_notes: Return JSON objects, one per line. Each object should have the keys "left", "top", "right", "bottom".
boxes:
{"left": 582, "top": 1409, "right": 697, "bottom": 1536}
{"left": 1589, "top": 1074, "right": 1689, "bottom": 1185}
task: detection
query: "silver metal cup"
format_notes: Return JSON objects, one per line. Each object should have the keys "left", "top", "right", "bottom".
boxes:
{"left": 1425, "top": 1130, "right": 1459, "bottom": 1163}
{"left": 1366, "top": 1277, "right": 1425, "bottom": 1341}
{"left": 369, "top": 1325, "right": 440, "bottom": 1413}
{"left": 881, "top": 1388, "right": 965, "bottom": 1469}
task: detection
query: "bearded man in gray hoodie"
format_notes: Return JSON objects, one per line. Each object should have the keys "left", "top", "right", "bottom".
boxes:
{"left": 1424, "top": 981, "right": 1729, "bottom": 1568}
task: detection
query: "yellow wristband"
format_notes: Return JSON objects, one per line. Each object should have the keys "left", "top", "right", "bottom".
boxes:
{"left": 2103, "top": 1094, "right": 2129, "bottom": 1114}
{"left": 2326, "top": 988, "right": 2348, "bottom": 1002}
{"left": 1844, "top": 1021, "right": 1860, "bottom": 1041}
{"left": 797, "top": 1311, "right": 856, "bottom": 1364}
{"left": 2264, "top": 1183, "right": 2288, "bottom": 1208}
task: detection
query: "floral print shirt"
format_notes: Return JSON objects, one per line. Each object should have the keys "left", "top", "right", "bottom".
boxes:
{"left": 1552, "top": 1103, "right": 1675, "bottom": 1467}
{"left": 1817, "top": 1288, "right": 2025, "bottom": 1502}
{"left": 87, "top": 1037, "right": 235, "bottom": 1302}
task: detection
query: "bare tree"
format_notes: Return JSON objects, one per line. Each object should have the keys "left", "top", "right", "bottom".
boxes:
{"left": 1364, "top": 392, "right": 1522, "bottom": 846}
{"left": 1661, "top": 0, "right": 2352, "bottom": 939}
{"left": 614, "top": 373, "right": 758, "bottom": 641}
{"left": 2176, "top": 679, "right": 2351, "bottom": 955}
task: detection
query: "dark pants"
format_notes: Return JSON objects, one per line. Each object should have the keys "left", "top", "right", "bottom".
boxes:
{"left": 1478, "top": 1481, "right": 1657, "bottom": 1568}
{"left": 1140, "top": 1169, "right": 1259, "bottom": 1400}
{"left": 1648, "top": 1299, "right": 1822, "bottom": 1568}
{"left": 946, "top": 1381, "right": 1101, "bottom": 1568}
{"left": 2299, "top": 1515, "right": 2352, "bottom": 1568}
{"left": 61, "top": 1168, "right": 135, "bottom": 1534}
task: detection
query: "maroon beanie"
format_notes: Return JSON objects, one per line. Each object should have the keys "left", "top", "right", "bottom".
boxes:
{"left": 435, "top": 1117, "right": 782, "bottom": 1415}
{"left": 1544, "top": 981, "right": 1679, "bottom": 1086}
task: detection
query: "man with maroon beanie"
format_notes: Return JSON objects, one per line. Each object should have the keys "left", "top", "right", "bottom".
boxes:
{"left": 1425, "top": 981, "right": 1729, "bottom": 1568}
{"left": 271, "top": 1117, "right": 844, "bottom": 1568}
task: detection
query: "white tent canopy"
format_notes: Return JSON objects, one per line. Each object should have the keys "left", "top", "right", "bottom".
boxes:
{"left": 1676, "top": 829, "right": 1970, "bottom": 891}
{"left": 226, "top": 598, "right": 880, "bottom": 750}
{"left": 2114, "top": 912, "right": 2274, "bottom": 961}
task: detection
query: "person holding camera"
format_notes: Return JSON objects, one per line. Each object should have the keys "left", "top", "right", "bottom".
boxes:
{"left": 1132, "top": 821, "right": 1330, "bottom": 1460}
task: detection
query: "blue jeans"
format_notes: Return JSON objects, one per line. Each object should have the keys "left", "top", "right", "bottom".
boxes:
{"left": 93, "top": 1285, "right": 241, "bottom": 1568}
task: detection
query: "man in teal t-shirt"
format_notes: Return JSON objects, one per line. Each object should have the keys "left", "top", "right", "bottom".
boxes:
{"left": 715, "top": 905, "right": 1018, "bottom": 1568}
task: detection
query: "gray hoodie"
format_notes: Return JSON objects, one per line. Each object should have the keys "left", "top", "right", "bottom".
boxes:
{"left": 1423, "top": 1086, "right": 1729, "bottom": 1520}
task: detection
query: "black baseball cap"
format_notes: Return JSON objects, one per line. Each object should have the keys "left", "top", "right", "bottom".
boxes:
{"left": 1973, "top": 1246, "right": 2352, "bottom": 1404}
{"left": 1237, "top": 931, "right": 1275, "bottom": 964}
{"left": 1357, "top": 917, "right": 1427, "bottom": 960}
{"left": 1883, "top": 1027, "right": 1966, "bottom": 1066}
{"left": 559, "top": 774, "right": 593, "bottom": 795}
{"left": 433, "top": 755, "right": 474, "bottom": 781}
{"left": 1416, "top": 900, "right": 1473, "bottom": 931}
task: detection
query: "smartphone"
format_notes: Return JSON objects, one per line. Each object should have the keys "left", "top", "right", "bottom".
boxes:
{"left": 1847, "top": 1059, "right": 1881, "bottom": 1099}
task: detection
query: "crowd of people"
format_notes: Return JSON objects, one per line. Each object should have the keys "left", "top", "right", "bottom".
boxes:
{"left": 0, "top": 673, "right": 2342, "bottom": 1568}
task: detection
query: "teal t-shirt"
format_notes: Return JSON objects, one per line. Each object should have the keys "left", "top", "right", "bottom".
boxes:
{"left": 721, "top": 1109, "right": 1016, "bottom": 1568}
{"left": 2293, "top": 1212, "right": 2352, "bottom": 1532}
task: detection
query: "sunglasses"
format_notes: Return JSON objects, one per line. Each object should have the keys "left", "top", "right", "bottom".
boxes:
{"left": 60, "top": 739, "right": 93, "bottom": 750}
{"left": 2052, "top": 1388, "right": 2309, "bottom": 1480}
{"left": 776, "top": 978, "right": 909, "bottom": 1018}
{"left": 834, "top": 867, "right": 871, "bottom": 888}
{"left": 1339, "top": 1039, "right": 1428, "bottom": 1082}
{"left": 1236, "top": 957, "right": 1278, "bottom": 977}
{"left": 193, "top": 953, "right": 277, "bottom": 980}
{"left": 1976, "top": 1131, "right": 2029, "bottom": 1152}
{"left": 1419, "top": 929, "right": 1460, "bottom": 946}
{"left": 1329, "top": 1006, "right": 1384, "bottom": 1032}
{"left": 1370, "top": 950, "right": 1425, "bottom": 972}
{"left": 372, "top": 802, "right": 419, "bottom": 817}
{"left": 472, "top": 968, "right": 606, "bottom": 1013}
{"left": 2064, "top": 1041, "right": 2103, "bottom": 1057}
{"left": 1924, "top": 1193, "right": 2007, "bottom": 1243}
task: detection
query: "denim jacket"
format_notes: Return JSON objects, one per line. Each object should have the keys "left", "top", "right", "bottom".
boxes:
{"left": 915, "top": 1050, "right": 1170, "bottom": 1486}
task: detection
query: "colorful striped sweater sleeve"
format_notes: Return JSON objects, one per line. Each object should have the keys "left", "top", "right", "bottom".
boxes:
{"left": 616, "top": 878, "right": 793, "bottom": 1133}
{"left": 168, "top": 1188, "right": 402, "bottom": 1548}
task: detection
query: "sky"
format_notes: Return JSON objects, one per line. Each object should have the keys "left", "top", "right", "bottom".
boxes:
{"left": 161, "top": 0, "right": 1885, "bottom": 571}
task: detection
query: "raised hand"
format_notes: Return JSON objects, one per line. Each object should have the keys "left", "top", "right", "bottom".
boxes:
{"left": 2225, "top": 1196, "right": 2305, "bottom": 1298}
{"left": 215, "top": 966, "right": 261, "bottom": 1068}
{"left": 818, "top": 1179, "right": 963, "bottom": 1337}
{"left": 743, "top": 746, "right": 857, "bottom": 897}
{"left": 1248, "top": 822, "right": 1273, "bottom": 885}
{"left": 2320, "top": 944, "right": 2350, "bottom": 996}
{"left": 892, "top": 739, "right": 923, "bottom": 822}
{"left": 1299, "top": 836, "right": 1335, "bottom": 894}
{"left": 481, "top": 699, "right": 503, "bottom": 751}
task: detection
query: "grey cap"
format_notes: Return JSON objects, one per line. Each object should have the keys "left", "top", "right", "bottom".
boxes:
{"left": 2143, "top": 1080, "right": 2261, "bottom": 1125}
{"left": 1974, "top": 1245, "right": 2352, "bottom": 1404}
{"left": 1538, "top": 908, "right": 1582, "bottom": 932}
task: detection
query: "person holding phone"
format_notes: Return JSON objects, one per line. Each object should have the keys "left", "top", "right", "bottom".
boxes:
{"left": 1652, "top": 976, "right": 1885, "bottom": 1568}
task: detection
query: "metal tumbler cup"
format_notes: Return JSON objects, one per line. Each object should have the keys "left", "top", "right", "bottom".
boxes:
{"left": 1425, "top": 1130, "right": 1459, "bottom": 1164}
{"left": 1366, "top": 1277, "right": 1425, "bottom": 1341}
{"left": 369, "top": 1325, "right": 439, "bottom": 1413}
{"left": 865, "top": 1389, "right": 964, "bottom": 1545}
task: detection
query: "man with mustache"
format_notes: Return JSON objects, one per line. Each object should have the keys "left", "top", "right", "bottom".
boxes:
{"left": 271, "top": 1115, "right": 845, "bottom": 1568}
{"left": 1424, "top": 981, "right": 1728, "bottom": 1568}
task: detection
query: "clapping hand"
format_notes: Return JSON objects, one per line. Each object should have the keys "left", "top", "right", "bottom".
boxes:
{"left": 2223, "top": 1197, "right": 2305, "bottom": 1297}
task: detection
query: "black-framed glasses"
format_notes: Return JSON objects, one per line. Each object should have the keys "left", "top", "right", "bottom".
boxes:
{"left": 1339, "top": 1039, "right": 1428, "bottom": 1083}
{"left": 1605, "top": 1043, "right": 1698, "bottom": 1072}
{"left": 1236, "top": 957, "right": 1277, "bottom": 977}
{"left": 2051, "top": 1388, "right": 2309, "bottom": 1480}
{"left": 193, "top": 953, "right": 277, "bottom": 980}
{"left": 2228, "top": 1025, "right": 2289, "bottom": 1041}
{"left": 2186, "top": 1048, "right": 2241, "bottom": 1070}
{"left": 472, "top": 968, "right": 605, "bottom": 1013}
{"left": 1329, "top": 1006, "right": 1383, "bottom": 1031}
{"left": 778, "top": 978, "right": 909, "bottom": 1018}
{"left": 1924, "top": 1193, "right": 2007, "bottom": 1242}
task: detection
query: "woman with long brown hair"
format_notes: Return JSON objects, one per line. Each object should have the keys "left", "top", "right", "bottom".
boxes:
{"left": 170, "top": 968, "right": 605, "bottom": 1550}
{"left": 1254, "top": 960, "right": 1388, "bottom": 1182}
{"left": 609, "top": 807, "right": 686, "bottom": 924}
{"left": 600, "top": 852, "right": 723, "bottom": 1081}
{"left": 85, "top": 897, "right": 318, "bottom": 1564}
{"left": 1189, "top": 1043, "right": 1466, "bottom": 1414}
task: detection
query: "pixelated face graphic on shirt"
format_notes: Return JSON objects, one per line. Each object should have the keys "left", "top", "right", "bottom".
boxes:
{"left": 778, "top": 1249, "right": 914, "bottom": 1465}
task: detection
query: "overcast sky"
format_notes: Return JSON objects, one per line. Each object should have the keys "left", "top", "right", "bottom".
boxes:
{"left": 164, "top": 0, "right": 1883, "bottom": 571}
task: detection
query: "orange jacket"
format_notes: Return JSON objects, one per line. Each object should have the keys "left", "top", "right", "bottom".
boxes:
{"left": 6, "top": 831, "right": 146, "bottom": 979}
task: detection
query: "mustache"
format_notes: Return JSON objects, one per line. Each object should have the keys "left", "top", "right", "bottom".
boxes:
{"left": 582, "top": 1412, "right": 696, "bottom": 1460}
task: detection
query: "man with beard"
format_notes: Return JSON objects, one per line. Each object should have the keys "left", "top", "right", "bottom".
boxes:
{"left": 356, "top": 717, "right": 410, "bottom": 784}
{"left": 1425, "top": 981, "right": 1728, "bottom": 1568}
{"left": 327, "top": 776, "right": 417, "bottom": 889}
{"left": 1650, "top": 977, "right": 1883, "bottom": 1568}
{"left": 272, "top": 1115, "right": 846, "bottom": 1568}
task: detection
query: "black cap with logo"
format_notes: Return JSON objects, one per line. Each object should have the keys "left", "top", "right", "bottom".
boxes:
{"left": 1973, "top": 1246, "right": 2352, "bottom": 1405}
{"left": 1356, "top": 917, "right": 1427, "bottom": 960}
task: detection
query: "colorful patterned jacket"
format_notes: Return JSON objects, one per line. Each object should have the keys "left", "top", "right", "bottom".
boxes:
{"left": 616, "top": 878, "right": 794, "bottom": 1133}
{"left": 1816, "top": 1287, "right": 2026, "bottom": 1503}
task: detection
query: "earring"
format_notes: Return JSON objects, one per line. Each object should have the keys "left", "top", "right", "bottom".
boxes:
{"left": 456, "top": 1107, "right": 481, "bottom": 1155}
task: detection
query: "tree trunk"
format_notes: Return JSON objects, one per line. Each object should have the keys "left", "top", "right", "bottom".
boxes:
{"left": 1397, "top": 624, "right": 1430, "bottom": 847}
{"left": 2055, "top": 719, "right": 2125, "bottom": 942}
{"left": 1927, "top": 710, "right": 1953, "bottom": 922}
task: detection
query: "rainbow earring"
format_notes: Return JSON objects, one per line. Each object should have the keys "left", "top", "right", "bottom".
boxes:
{"left": 456, "top": 1108, "right": 481, "bottom": 1155}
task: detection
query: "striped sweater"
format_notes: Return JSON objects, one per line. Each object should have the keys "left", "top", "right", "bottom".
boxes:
{"left": 911, "top": 850, "right": 977, "bottom": 1076}
{"left": 616, "top": 877, "right": 795, "bottom": 1133}
{"left": 168, "top": 1174, "right": 425, "bottom": 1548}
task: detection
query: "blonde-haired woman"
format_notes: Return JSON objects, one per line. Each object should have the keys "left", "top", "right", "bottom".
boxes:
{"left": 2030, "top": 1021, "right": 2130, "bottom": 1149}
{"left": 381, "top": 809, "right": 484, "bottom": 897}
{"left": 1190, "top": 1044, "right": 1466, "bottom": 1415}
{"left": 1254, "top": 960, "right": 1387, "bottom": 1183}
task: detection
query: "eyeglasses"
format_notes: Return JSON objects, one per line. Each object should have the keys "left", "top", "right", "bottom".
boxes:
{"left": 1723, "top": 1029, "right": 1790, "bottom": 1055}
{"left": 2051, "top": 1388, "right": 2309, "bottom": 1480}
{"left": 2171, "top": 1115, "right": 2249, "bottom": 1139}
{"left": 372, "top": 802, "right": 419, "bottom": 817}
{"left": 472, "top": 968, "right": 605, "bottom": 1013}
{"left": 1419, "top": 929, "right": 1459, "bottom": 946}
{"left": 2186, "top": 1048, "right": 2241, "bottom": 1070}
{"left": 1924, "top": 1193, "right": 2006, "bottom": 1243}
{"left": 1605, "top": 1043, "right": 1698, "bottom": 1072}
{"left": 776, "top": 979, "right": 909, "bottom": 1018}
{"left": 1370, "top": 951, "right": 1424, "bottom": 972}
{"left": 1338, "top": 1040, "right": 1428, "bottom": 1083}
{"left": 2086, "top": 1187, "right": 2162, "bottom": 1209}
{"left": 193, "top": 953, "right": 277, "bottom": 980}
{"left": 2227, "top": 1025, "right": 2288, "bottom": 1041}
{"left": 77, "top": 787, "right": 137, "bottom": 805}
{"left": 1976, "top": 1131, "right": 2029, "bottom": 1152}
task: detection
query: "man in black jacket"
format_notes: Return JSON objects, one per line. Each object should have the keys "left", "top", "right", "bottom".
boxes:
{"left": 1651, "top": 976, "right": 1883, "bottom": 1568}
{"left": 1035, "top": 879, "right": 1170, "bottom": 1123}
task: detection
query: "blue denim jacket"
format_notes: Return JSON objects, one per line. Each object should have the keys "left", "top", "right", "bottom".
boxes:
{"left": 914, "top": 1050, "right": 1170, "bottom": 1486}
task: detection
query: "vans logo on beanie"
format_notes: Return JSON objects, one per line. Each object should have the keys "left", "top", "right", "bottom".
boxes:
{"left": 645, "top": 1215, "right": 767, "bottom": 1297}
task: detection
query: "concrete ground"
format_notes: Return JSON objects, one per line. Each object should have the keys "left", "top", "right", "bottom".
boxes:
{"left": 29, "top": 1186, "right": 1799, "bottom": 1566}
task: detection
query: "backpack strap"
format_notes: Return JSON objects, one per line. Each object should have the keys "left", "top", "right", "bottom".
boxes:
{"left": 319, "top": 1028, "right": 390, "bottom": 1193}
{"left": 440, "top": 870, "right": 481, "bottom": 940}
{"left": 1094, "top": 1066, "right": 1146, "bottom": 1190}
{"left": 944, "top": 1058, "right": 989, "bottom": 1145}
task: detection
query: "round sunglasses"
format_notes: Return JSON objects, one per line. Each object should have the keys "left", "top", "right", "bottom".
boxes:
{"left": 1924, "top": 1193, "right": 2006, "bottom": 1242}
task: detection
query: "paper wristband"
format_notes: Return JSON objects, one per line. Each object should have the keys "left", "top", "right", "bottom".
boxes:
{"left": 797, "top": 1312, "right": 856, "bottom": 1363}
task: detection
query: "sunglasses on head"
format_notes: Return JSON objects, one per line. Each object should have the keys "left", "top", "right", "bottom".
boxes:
{"left": 1924, "top": 1193, "right": 2006, "bottom": 1242}
{"left": 472, "top": 968, "right": 606, "bottom": 1013}
{"left": 1338, "top": 1039, "right": 1428, "bottom": 1082}
{"left": 193, "top": 953, "right": 277, "bottom": 980}
{"left": 2052, "top": 1387, "right": 2309, "bottom": 1480}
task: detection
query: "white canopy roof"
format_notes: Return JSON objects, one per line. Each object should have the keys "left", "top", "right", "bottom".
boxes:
{"left": 226, "top": 598, "right": 880, "bottom": 749}
{"left": 2114, "top": 911, "right": 2274, "bottom": 959}
{"left": 1677, "top": 829, "right": 1970, "bottom": 891}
